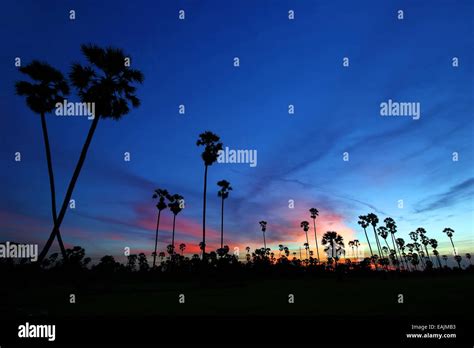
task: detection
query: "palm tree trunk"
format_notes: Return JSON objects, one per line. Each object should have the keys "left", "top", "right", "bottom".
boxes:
{"left": 38, "top": 116, "right": 100, "bottom": 262}
{"left": 202, "top": 164, "right": 208, "bottom": 258}
{"left": 263, "top": 232, "right": 266, "bottom": 250}
{"left": 171, "top": 214, "right": 176, "bottom": 250}
{"left": 312, "top": 218, "right": 320, "bottom": 262}
{"left": 305, "top": 232, "right": 309, "bottom": 259}
{"left": 40, "top": 113, "right": 67, "bottom": 261}
{"left": 152, "top": 209, "right": 162, "bottom": 267}
{"left": 363, "top": 227, "right": 373, "bottom": 257}
{"left": 449, "top": 237, "right": 456, "bottom": 255}
{"left": 424, "top": 245, "right": 432, "bottom": 264}
{"left": 220, "top": 197, "right": 224, "bottom": 249}
{"left": 372, "top": 226, "right": 383, "bottom": 258}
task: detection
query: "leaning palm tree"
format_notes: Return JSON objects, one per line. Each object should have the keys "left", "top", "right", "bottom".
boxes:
{"left": 15, "top": 61, "right": 69, "bottom": 260}
{"left": 217, "top": 180, "right": 232, "bottom": 249}
{"left": 366, "top": 213, "right": 383, "bottom": 261}
{"left": 196, "top": 131, "right": 223, "bottom": 257}
{"left": 300, "top": 221, "right": 310, "bottom": 259}
{"left": 168, "top": 194, "right": 184, "bottom": 251}
{"left": 309, "top": 208, "right": 320, "bottom": 262}
{"left": 443, "top": 227, "right": 461, "bottom": 269}
{"left": 152, "top": 188, "right": 169, "bottom": 267}
{"left": 442, "top": 228, "right": 457, "bottom": 255}
{"left": 259, "top": 221, "right": 267, "bottom": 250}
{"left": 321, "top": 231, "right": 344, "bottom": 268}
{"left": 38, "top": 44, "right": 144, "bottom": 262}
{"left": 384, "top": 217, "right": 402, "bottom": 268}
{"left": 358, "top": 215, "right": 374, "bottom": 259}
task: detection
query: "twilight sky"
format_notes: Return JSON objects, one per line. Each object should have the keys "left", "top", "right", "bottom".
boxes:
{"left": 0, "top": 0, "right": 473, "bottom": 262}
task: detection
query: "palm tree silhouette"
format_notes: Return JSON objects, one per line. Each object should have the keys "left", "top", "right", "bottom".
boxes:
{"left": 443, "top": 227, "right": 458, "bottom": 255}
{"left": 152, "top": 188, "right": 168, "bottom": 267}
{"left": 38, "top": 44, "right": 144, "bottom": 262}
{"left": 217, "top": 180, "right": 232, "bottom": 249}
{"left": 396, "top": 237, "right": 409, "bottom": 270}
{"left": 15, "top": 61, "right": 69, "bottom": 260}
{"left": 442, "top": 254, "right": 448, "bottom": 267}
{"left": 309, "top": 208, "right": 320, "bottom": 263}
{"left": 358, "top": 215, "right": 373, "bottom": 259}
{"left": 366, "top": 213, "right": 383, "bottom": 262}
{"left": 179, "top": 243, "right": 186, "bottom": 256}
{"left": 429, "top": 238, "right": 441, "bottom": 268}
{"left": 353, "top": 239, "right": 360, "bottom": 260}
{"left": 376, "top": 226, "right": 391, "bottom": 255}
{"left": 196, "top": 131, "right": 223, "bottom": 258}
{"left": 417, "top": 227, "right": 432, "bottom": 264}
{"left": 300, "top": 221, "right": 310, "bottom": 259}
{"left": 321, "top": 231, "right": 344, "bottom": 267}
{"left": 168, "top": 193, "right": 184, "bottom": 252}
{"left": 384, "top": 217, "right": 402, "bottom": 268}
{"left": 409, "top": 231, "right": 425, "bottom": 268}
{"left": 278, "top": 244, "right": 284, "bottom": 258}
{"left": 443, "top": 227, "right": 462, "bottom": 269}
{"left": 259, "top": 221, "right": 267, "bottom": 250}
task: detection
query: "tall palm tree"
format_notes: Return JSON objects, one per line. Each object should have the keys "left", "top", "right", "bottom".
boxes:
{"left": 443, "top": 227, "right": 461, "bottom": 268}
{"left": 417, "top": 227, "right": 432, "bottom": 264}
{"left": 300, "top": 221, "right": 310, "bottom": 259}
{"left": 309, "top": 208, "right": 320, "bottom": 262}
{"left": 168, "top": 193, "right": 184, "bottom": 252}
{"left": 358, "top": 215, "right": 374, "bottom": 259}
{"left": 384, "top": 217, "right": 402, "bottom": 268}
{"left": 217, "top": 180, "right": 232, "bottom": 248}
{"left": 196, "top": 131, "right": 223, "bottom": 257}
{"left": 259, "top": 221, "right": 267, "bottom": 250}
{"left": 321, "top": 231, "right": 344, "bottom": 267}
{"left": 38, "top": 44, "right": 144, "bottom": 262}
{"left": 152, "top": 188, "right": 168, "bottom": 267}
{"left": 442, "top": 228, "right": 457, "bottom": 255}
{"left": 15, "top": 61, "right": 69, "bottom": 260}
{"left": 366, "top": 213, "right": 383, "bottom": 261}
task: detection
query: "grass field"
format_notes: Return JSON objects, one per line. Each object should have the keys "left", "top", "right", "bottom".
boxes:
{"left": 4, "top": 272, "right": 473, "bottom": 318}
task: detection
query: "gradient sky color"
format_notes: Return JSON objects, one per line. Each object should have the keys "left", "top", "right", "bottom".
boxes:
{"left": 1, "top": 0, "right": 473, "bottom": 262}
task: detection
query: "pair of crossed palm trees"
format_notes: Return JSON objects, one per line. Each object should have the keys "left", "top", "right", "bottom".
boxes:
{"left": 15, "top": 44, "right": 144, "bottom": 262}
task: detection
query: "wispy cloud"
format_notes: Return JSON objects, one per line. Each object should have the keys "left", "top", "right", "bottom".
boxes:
{"left": 414, "top": 178, "right": 474, "bottom": 213}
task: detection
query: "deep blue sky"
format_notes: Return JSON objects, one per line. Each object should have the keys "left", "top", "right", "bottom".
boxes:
{"left": 1, "top": 0, "right": 473, "bottom": 261}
